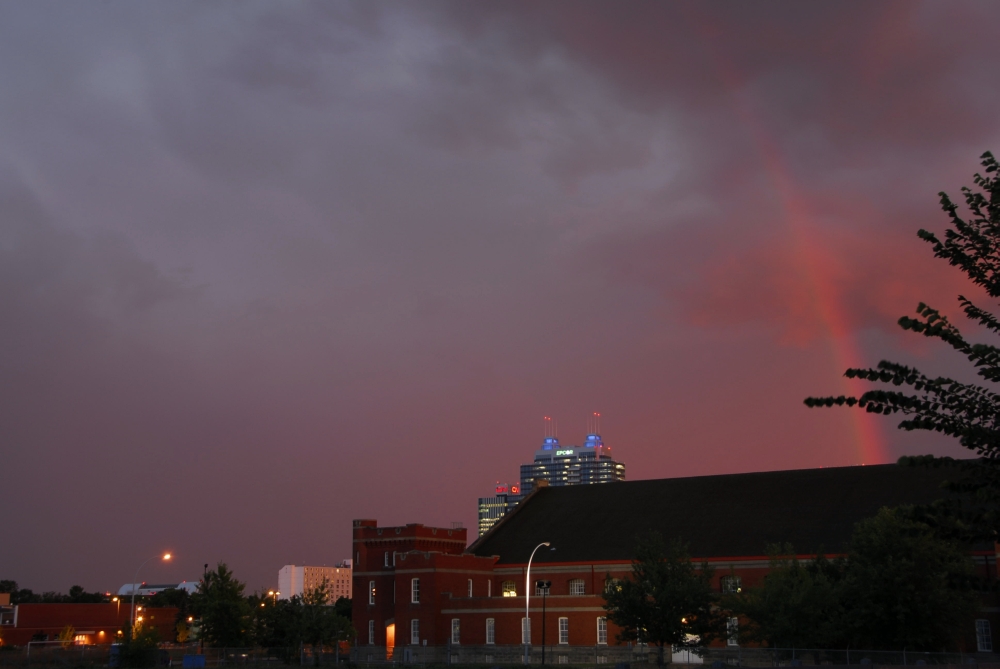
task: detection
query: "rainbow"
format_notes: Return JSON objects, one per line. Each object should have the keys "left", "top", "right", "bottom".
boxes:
{"left": 685, "top": 9, "right": 889, "bottom": 464}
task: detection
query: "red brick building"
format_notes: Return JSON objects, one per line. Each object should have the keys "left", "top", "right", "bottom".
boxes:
{"left": 353, "top": 463, "right": 999, "bottom": 664}
{"left": 0, "top": 603, "right": 178, "bottom": 647}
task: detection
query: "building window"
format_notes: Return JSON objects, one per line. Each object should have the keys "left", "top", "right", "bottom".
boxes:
{"left": 597, "top": 617, "right": 607, "bottom": 645}
{"left": 392, "top": 551, "right": 397, "bottom": 566}
{"left": 558, "top": 656, "right": 568, "bottom": 665}
{"left": 721, "top": 575, "right": 742, "bottom": 594}
{"left": 384, "top": 552, "right": 389, "bottom": 567}
{"left": 368, "top": 620, "right": 375, "bottom": 645}
{"left": 368, "top": 581, "right": 375, "bottom": 605}
{"left": 502, "top": 581, "right": 517, "bottom": 597}
{"left": 488, "top": 580, "right": 492, "bottom": 597}
{"left": 486, "top": 618, "right": 495, "bottom": 645}
{"left": 558, "top": 617, "right": 569, "bottom": 644}
{"left": 451, "top": 619, "right": 460, "bottom": 645}
{"left": 410, "top": 619, "right": 419, "bottom": 645}
{"left": 597, "top": 656, "right": 608, "bottom": 664}
{"left": 468, "top": 579, "right": 473, "bottom": 597}
{"left": 569, "top": 579, "right": 585, "bottom": 595}
{"left": 411, "top": 578, "right": 420, "bottom": 603}
{"left": 977, "top": 619, "right": 993, "bottom": 652}
{"left": 521, "top": 617, "right": 531, "bottom": 644}
{"left": 727, "top": 617, "right": 739, "bottom": 647}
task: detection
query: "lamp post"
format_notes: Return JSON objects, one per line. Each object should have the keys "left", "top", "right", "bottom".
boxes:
{"left": 130, "top": 553, "right": 172, "bottom": 631}
{"left": 524, "top": 543, "right": 554, "bottom": 665}
{"left": 536, "top": 580, "right": 551, "bottom": 666}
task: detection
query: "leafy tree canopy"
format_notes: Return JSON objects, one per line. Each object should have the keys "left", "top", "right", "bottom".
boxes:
{"left": 731, "top": 509, "right": 978, "bottom": 651}
{"left": 602, "top": 532, "right": 725, "bottom": 667}
{"left": 191, "top": 563, "right": 250, "bottom": 648}
{"left": 806, "top": 151, "right": 1000, "bottom": 541}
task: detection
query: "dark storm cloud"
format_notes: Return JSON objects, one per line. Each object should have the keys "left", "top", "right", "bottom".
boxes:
{"left": 2, "top": 2, "right": 997, "bottom": 591}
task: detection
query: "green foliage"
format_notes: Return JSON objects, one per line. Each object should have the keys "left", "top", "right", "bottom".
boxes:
{"left": 148, "top": 588, "right": 192, "bottom": 642}
{"left": 248, "top": 581, "right": 354, "bottom": 657}
{"left": 727, "top": 546, "right": 844, "bottom": 648}
{"left": 839, "top": 507, "right": 978, "bottom": 650}
{"left": 118, "top": 623, "right": 161, "bottom": 668}
{"left": 732, "top": 510, "right": 978, "bottom": 651}
{"left": 805, "top": 151, "right": 1000, "bottom": 541}
{"left": 191, "top": 563, "right": 250, "bottom": 647}
{"left": 0, "top": 580, "right": 107, "bottom": 604}
{"left": 57, "top": 625, "right": 76, "bottom": 649}
{"left": 334, "top": 596, "right": 351, "bottom": 621}
{"left": 602, "top": 532, "right": 724, "bottom": 667}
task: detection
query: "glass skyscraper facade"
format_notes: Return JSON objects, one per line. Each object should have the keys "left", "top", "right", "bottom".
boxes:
{"left": 476, "top": 433, "right": 625, "bottom": 536}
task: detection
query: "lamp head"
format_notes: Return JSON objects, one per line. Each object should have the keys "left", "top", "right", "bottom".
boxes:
{"left": 162, "top": 553, "right": 172, "bottom": 561}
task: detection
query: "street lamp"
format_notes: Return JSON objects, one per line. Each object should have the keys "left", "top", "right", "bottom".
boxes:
{"left": 130, "top": 553, "right": 172, "bottom": 630}
{"left": 536, "top": 580, "right": 552, "bottom": 666}
{"left": 524, "top": 543, "right": 554, "bottom": 665}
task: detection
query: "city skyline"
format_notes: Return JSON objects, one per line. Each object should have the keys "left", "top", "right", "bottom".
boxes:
{"left": 4, "top": 2, "right": 999, "bottom": 592}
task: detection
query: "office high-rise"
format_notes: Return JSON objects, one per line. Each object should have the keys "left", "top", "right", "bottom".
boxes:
{"left": 477, "top": 429, "right": 625, "bottom": 536}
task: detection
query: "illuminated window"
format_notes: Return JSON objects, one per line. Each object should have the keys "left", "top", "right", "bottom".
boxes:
{"left": 486, "top": 618, "right": 495, "bottom": 645}
{"left": 569, "top": 579, "right": 585, "bottom": 596}
{"left": 368, "top": 581, "right": 375, "bottom": 605}
{"left": 468, "top": 579, "right": 473, "bottom": 597}
{"left": 978, "top": 619, "right": 993, "bottom": 652}
{"left": 727, "top": 617, "right": 739, "bottom": 647}
{"left": 410, "top": 619, "right": 419, "bottom": 645}
{"left": 597, "top": 617, "right": 607, "bottom": 645}
{"left": 502, "top": 581, "right": 517, "bottom": 597}
{"left": 558, "top": 617, "right": 569, "bottom": 644}
{"left": 721, "top": 576, "right": 742, "bottom": 594}
{"left": 521, "top": 617, "right": 531, "bottom": 644}
{"left": 368, "top": 620, "right": 375, "bottom": 645}
{"left": 451, "top": 619, "right": 460, "bottom": 645}
{"left": 411, "top": 578, "right": 420, "bottom": 604}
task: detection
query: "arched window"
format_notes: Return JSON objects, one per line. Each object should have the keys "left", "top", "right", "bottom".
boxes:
{"left": 568, "top": 579, "right": 585, "bottom": 596}
{"left": 502, "top": 581, "right": 517, "bottom": 597}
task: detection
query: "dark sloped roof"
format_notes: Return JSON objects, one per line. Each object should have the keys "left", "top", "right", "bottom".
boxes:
{"left": 469, "top": 463, "right": 958, "bottom": 564}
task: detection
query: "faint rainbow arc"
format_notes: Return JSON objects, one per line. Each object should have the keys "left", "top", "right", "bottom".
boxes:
{"left": 685, "top": 14, "right": 888, "bottom": 464}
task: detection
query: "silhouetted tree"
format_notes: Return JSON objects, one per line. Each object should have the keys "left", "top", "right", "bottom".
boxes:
{"left": 806, "top": 151, "right": 1000, "bottom": 541}
{"left": 727, "top": 546, "right": 844, "bottom": 648}
{"left": 191, "top": 563, "right": 249, "bottom": 647}
{"left": 732, "top": 510, "right": 978, "bottom": 651}
{"left": 603, "top": 533, "right": 724, "bottom": 667}
{"left": 839, "top": 507, "right": 978, "bottom": 650}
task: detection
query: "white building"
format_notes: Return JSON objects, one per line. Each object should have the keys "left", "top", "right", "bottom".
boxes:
{"left": 277, "top": 561, "right": 352, "bottom": 603}
{"left": 116, "top": 581, "right": 200, "bottom": 596}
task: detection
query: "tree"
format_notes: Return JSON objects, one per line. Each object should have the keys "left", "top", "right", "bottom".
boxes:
{"left": 806, "top": 151, "right": 1000, "bottom": 541}
{"left": 57, "top": 625, "right": 76, "bottom": 649}
{"left": 118, "top": 622, "right": 161, "bottom": 668}
{"left": 248, "top": 582, "right": 354, "bottom": 661}
{"left": 727, "top": 545, "right": 844, "bottom": 649}
{"left": 299, "top": 581, "right": 354, "bottom": 664}
{"left": 333, "top": 596, "right": 351, "bottom": 621}
{"left": 838, "top": 507, "right": 978, "bottom": 650}
{"left": 602, "top": 532, "right": 725, "bottom": 667}
{"left": 191, "top": 563, "right": 250, "bottom": 647}
{"left": 148, "top": 588, "right": 192, "bottom": 642}
{"left": 732, "top": 510, "right": 978, "bottom": 651}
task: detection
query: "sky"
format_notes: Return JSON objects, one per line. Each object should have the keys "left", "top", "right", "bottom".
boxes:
{"left": 3, "top": 1, "right": 1000, "bottom": 594}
